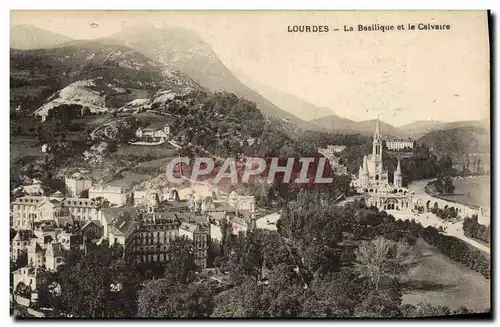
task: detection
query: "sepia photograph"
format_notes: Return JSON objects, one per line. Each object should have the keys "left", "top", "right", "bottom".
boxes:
{"left": 9, "top": 10, "right": 491, "bottom": 319}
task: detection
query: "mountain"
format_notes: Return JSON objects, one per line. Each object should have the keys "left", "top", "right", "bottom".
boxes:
{"left": 10, "top": 24, "right": 73, "bottom": 50}
{"left": 398, "top": 120, "right": 447, "bottom": 137}
{"left": 418, "top": 126, "right": 490, "bottom": 155}
{"left": 10, "top": 41, "right": 200, "bottom": 111}
{"left": 400, "top": 118, "right": 489, "bottom": 138}
{"left": 234, "top": 71, "right": 336, "bottom": 121}
{"left": 99, "top": 25, "right": 310, "bottom": 128}
{"left": 310, "top": 115, "right": 409, "bottom": 138}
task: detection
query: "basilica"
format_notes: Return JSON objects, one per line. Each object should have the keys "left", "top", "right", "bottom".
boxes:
{"left": 351, "top": 119, "right": 414, "bottom": 212}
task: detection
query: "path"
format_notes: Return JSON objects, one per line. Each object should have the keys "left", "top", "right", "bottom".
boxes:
{"left": 393, "top": 179, "right": 490, "bottom": 254}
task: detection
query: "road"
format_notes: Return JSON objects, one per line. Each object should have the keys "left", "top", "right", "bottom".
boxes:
{"left": 393, "top": 179, "right": 490, "bottom": 255}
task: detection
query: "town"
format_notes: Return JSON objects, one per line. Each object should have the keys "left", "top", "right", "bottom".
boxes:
{"left": 9, "top": 11, "right": 491, "bottom": 319}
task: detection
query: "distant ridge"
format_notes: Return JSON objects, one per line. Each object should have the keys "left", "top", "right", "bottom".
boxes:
{"left": 310, "top": 115, "right": 410, "bottom": 138}
{"left": 234, "top": 71, "right": 336, "bottom": 121}
{"left": 10, "top": 24, "right": 73, "bottom": 50}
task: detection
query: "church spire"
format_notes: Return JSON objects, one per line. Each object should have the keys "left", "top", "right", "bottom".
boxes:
{"left": 372, "top": 116, "right": 383, "bottom": 162}
{"left": 374, "top": 114, "right": 381, "bottom": 140}
{"left": 396, "top": 157, "right": 401, "bottom": 174}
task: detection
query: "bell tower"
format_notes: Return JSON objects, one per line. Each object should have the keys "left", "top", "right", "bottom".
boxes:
{"left": 394, "top": 157, "right": 403, "bottom": 188}
{"left": 372, "top": 116, "right": 383, "bottom": 169}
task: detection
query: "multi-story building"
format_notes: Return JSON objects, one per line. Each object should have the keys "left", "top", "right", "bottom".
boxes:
{"left": 385, "top": 138, "right": 415, "bottom": 151}
{"left": 65, "top": 171, "right": 93, "bottom": 198}
{"left": 134, "top": 209, "right": 180, "bottom": 264}
{"left": 60, "top": 197, "right": 101, "bottom": 222}
{"left": 89, "top": 184, "right": 128, "bottom": 207}
{"left": 11, "top": 193, "right": 101, "bottom": 230}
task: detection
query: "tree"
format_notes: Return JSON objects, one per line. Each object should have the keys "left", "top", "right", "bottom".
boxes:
{"left": 390, "top": 239, "right": 414, "bottom": 278}
{"left": 353, "top": 237, "right": 393, "bottom": 291}
{"left": 164, "top": 236, "right": 199, "bottom": 284}
{"left": 57, "top": 245, "right": 139, "bottom": 317}
{"left": 92, "top": 197, "right": 111, "bottom": 210}
{"left": 138, "top": 279, "right": 216, "bottom": 317}
{"left": 211, "top": 278, "right": 266, "bottom": 317}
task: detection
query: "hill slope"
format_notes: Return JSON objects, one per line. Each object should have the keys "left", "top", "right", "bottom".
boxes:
{"left": 11, "top": 24, "right": 73, "bottom": 50}
{"left": 10, "top": 41, "right": 200, "bottom": 111}
{"left": 418, "top": 126, "right": 490, "bottom": 155}
{"left": 235, "top": 71, "right": 336, "bottom": 121}
{"left": 400, "top": 118, "right": 489, "bottom": 138}
{"left": 100, "top": 25, "right": 309, "bottom": 128}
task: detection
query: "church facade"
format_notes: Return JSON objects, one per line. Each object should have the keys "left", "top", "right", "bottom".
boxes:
{"left": 352, "top": 119, "right": 414, "bottom": 212}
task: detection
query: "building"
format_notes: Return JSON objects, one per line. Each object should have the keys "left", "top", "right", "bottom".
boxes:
{"left": 135, "top": 122, "right": 170, "bottom": 142}
{"left": 385, "top": 138, "right": 415, "bottom": 151}
{"left": 41, "top": 143, "right": 51, "bottom": 153}
{"left": 81, "top": 220, "right": 104, "bottom": 240}
{"left": 318, "top": 145, "right": 348, "bottom": 175}
{"left": 133, "top": 188, "right": 180, "bottom": 206}
{"left": 44, "top": 242, "right": 66, "bottom": 271}
{"left": 13, "top": 267, "right": 46, "bottom": 296}
{"left": 22, "top": 182, "right": 44, "bottom": 196}
{"left": 65, "top": 172, "right": 93, "bottom": 198}
{"left": 25, "top": 230, "right": 79, "bottom": 271}
{"left": 318, "top": 145, "right": 347, "bottom": 156}
{"left": 227, "top": 191, "right": 256, "bottom": 215}
{"left": 60, "top": 197, "right": 101, "bottom": 222}
{"left": 101, "top": 207, "right": 137, "bottom": 258}
{"left": 229, "top": 216, "right": 248, "bottom": 235}
{"left": 178, "top": 222, "right": 210, "bottom": 269}
{"left": 11, "top": 193, "right": 102, "bottom": 230}
{"left": 89, "top": 184, "right": 127, "bottom": 207}
{"left": 12, "top": 230, "right": 35, "bottom": 262}
{"left": 352, "top": 119, "right": 414, "bottom": 212}
{"left": 134, "top": 209, "right": 180, "bottom": 264}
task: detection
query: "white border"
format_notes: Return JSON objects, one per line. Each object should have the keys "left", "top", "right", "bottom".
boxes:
{"left": 3, "top": 1, "right": 498, "bottom": 326}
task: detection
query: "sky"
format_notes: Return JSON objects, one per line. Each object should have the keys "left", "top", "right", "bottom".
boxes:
{"left": 11, "top": 11, "right": 490, "bottom": 126}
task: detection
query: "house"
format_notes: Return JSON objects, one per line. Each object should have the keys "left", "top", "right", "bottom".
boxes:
{"left": 44, "top": 242, "right": 65, "bottom": 271}
{"left": 12, "top": 230, "right": 35, "bottom": 262}
{"left": 101, "top": 207, "right": 137, "bottom": 257}
{"left": 41, "top": 143, "right": 51, "bottom": 153}
{"left": 229, "top": 217, "right": 248, "bottom": 235}
{"left": 81, "top": 220, "right": 104, "bottom": 240}
{"left": 135, "top": 122, "right": 170, "bottom": 142}
{"left": 27, "top": 241, "right": 45, "bottom": 268}
{"left": 36, "top": 198, "right": 69, "bottom": 222}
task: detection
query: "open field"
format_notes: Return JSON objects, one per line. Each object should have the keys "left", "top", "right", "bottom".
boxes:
{"left": 439, "top": 176, "right": 490, "bottom": 208}
{"left": 10, "top": 136, "right": 44, "bottom": 162}
{"left": 113, "top": 144, "right": 178, "bottom": 158}
{"left": 401, "top": 239, "right": 490, "bottom": 312}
